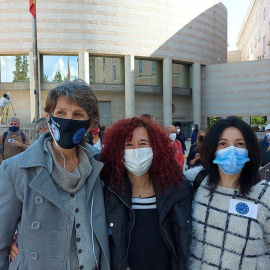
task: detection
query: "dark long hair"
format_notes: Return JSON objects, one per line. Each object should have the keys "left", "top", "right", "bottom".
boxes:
{"left": 101, "top": 117, "right": 183, "bottom": 193}
{"left": 201, "top": 116, "right": 261, "bottom": 196}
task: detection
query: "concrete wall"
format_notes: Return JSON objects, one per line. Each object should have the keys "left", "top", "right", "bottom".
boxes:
{"left": 227, "top": 50, "right": 241, "bottom": 63}
{"left": 201, "top": 59, "right": 270, "bottom": 127}
{"left": 0, "top": 0, "right": 227, "bottom": 65}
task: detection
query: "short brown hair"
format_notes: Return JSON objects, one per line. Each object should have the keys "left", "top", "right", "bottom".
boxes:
{"left": 45, "top": 80, "right": 99, "bottom": 123}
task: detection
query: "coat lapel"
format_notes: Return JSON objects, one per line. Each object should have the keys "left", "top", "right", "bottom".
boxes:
{"left": 29, "top": 167, "right": 67, "bottom": 215}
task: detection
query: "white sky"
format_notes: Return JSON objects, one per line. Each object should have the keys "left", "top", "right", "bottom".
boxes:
{"left": 221, "top": 0, "right": 252, "bottom": 51}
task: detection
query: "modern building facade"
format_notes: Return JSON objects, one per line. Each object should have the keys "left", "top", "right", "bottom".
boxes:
{"left": 2, "top": 0, "right": 270, "bottom": 140}
{"left": 0, "top": 0, "right": 227, "bottom": 135}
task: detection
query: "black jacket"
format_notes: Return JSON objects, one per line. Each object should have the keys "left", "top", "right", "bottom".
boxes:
{"left": 259, "top": 138, "right": 270, "bottom": 166}
{"left": 186, "top": 144, "right": 201, "bottom": 168}
{"left": 105, "top": 178, "right": 193, "bottom": 270}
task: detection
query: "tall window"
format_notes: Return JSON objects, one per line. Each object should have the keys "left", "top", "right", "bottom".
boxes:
{"left": 103, "top": 58, "right": 106, "bottom": 71}
{"left": 138, "top": 60, "right": 143, "bottom": 76}
{"left": 172, "top": 62, "right": 190, "bottom": 88}
{"left": 0, "top": 55, "right": 29, "bottom": 82}
{"left": 41, "top": 55, "right": 78, "bottom": 82}
{"left": 134, "top": 59, "right": 161, "bottom": 85}
{"left": 89, "top": 56, "right": 123, "bottom": 84}
{"left": 152, "top": 61, "right": 156, "bottom": 74}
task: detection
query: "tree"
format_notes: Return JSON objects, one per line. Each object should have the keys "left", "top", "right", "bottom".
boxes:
{"left": 53, "top": 70, "right": 63, "bottom": 82}
{"left": 13, "top": 55, "right": 29, "bottom": 82}
{"left": 42, "top": 74, "right": 49, "bottom": 82}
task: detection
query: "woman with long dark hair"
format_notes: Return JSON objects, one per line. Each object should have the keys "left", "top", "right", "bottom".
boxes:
{"left": 102, "top": 117, "right": 192, "bottom": 270}
{"left": 185, "top": 116, "right": 270, "bottom": 270}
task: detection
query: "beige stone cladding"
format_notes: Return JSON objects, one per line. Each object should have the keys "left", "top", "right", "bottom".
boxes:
{"left": 227, "top": 50, "right": 241, "bottom": 63}
{"left": 201, "top": 60, "right": 270, "bottom": 127}
{"left": 0, "top": 0, "right": 227, "bottom": 65}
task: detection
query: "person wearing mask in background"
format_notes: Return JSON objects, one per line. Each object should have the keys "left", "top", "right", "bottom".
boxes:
{"left": 87, "top": 124, "right": 103, "bottom": 151}
{"left": 166, "top": 125, "right": 184, "bottom": 169}
{"left": 102, "top": 117, "right": 192, "bottom": 270}
{"left": 186, "top": 129, "right": 207, "bottom": 169}
{"left": 0, "top": 93, "right": 11, "bottom": 123}
{"left": 185, "top": 117, "right": 270, "bottom": 270}
{"left": 35, "top": 117, "right": 49, "bottom": 136}
{"left": 0, "top": 117, "right": 30, "bottom": 164}
{"left": 0, "top": 80, "right": 110, "bottom": 270}
{"left": 259, "top": 123, "right": 270, "bottom": 167}
{"left": 176, "top": 125, "right": 186, "bottom": 154}
{"left": 190, "top": 124, "right": 199, "bottom": 145}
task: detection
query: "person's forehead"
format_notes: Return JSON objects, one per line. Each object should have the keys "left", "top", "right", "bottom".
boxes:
{"left": 9, "top": 121, "right": 19, "bottom": 125}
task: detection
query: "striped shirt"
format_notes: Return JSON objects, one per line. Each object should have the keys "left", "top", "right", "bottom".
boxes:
{"left": 131, "top": 196, "right": 157, "bottom": 209}
{"left": 129, "top": 195, "right": 172, "bottom": 270}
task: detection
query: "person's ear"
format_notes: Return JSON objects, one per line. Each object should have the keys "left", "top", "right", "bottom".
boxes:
{"left": 86, "top": 121, "right": 95, "bottom": 134}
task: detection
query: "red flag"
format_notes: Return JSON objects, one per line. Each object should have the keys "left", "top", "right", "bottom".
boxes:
{"left": 29, "top": 0, "right": 36, "bottom": 18}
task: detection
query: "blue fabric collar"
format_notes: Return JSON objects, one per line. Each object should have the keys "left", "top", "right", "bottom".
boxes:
{"left": 265, "top": 137, "right": 270, "bottom": 146}
{"left": 7, "top": 130, "right": 21, "bottom": 136}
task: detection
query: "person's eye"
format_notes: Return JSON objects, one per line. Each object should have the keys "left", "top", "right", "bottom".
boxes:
{"left": 56, "top": 110, "right": 64, "bottom": 115}
{"left": 237, "top": 142, "right": 246, "bottom": 147}
{"left": 219, "top": 142, "right": 226, "bottom": 146}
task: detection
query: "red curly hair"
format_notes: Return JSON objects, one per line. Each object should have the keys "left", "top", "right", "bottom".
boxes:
{"left": 101, "top": 117, "right": 184, "bottom": 193}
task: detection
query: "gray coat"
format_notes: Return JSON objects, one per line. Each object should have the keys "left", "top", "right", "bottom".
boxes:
{"left": 0, "top": 134, "right": 110, "bottom": 270}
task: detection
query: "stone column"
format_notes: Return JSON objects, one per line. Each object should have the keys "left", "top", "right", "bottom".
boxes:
{"left": 163, "top": 58, "right": 172, "bottom": 127}
{"left": 29, "top": 50, "right": 36, "bottom": 122}
{"left": 192, "top": 62, "right": 201, "bottom": 128}
{"left": 79, "top": 52, "right": 90, "bottom": 84}
{"left": 243, "top": 116, "right": 250, "bottom": 125}
{"left": 125, "top": 55, "right": 135, "bottom": 118}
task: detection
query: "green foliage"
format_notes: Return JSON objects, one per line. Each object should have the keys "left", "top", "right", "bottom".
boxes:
{"left": 250, "top": 116, "right": 267, "bottom": 125}
{"left": 13, "top": 55, "right": 29, "bottom": 82}
{"left": 208, "top": 117, "right": 221, "bottom": 127}
{"left": 53, "top": 70, "right": 63, "bottom": 82}
{"left": 42, "top": 74, "right": 49, "bottom": 82}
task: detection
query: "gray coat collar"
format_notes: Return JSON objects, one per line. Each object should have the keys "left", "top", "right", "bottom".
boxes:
{"left": 18, "top": 132, "right": 100, "bottom": 169}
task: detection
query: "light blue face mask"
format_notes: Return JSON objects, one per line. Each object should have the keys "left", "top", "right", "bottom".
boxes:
{"left": 213, "top": 146, "right": 250, "bottom": 175}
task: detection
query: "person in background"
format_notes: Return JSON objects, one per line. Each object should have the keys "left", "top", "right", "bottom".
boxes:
{"left": 259, "top": 123, "right": 270, "bottom": 167}
{"left": 0, "top": 80, "right": 110, "bottom": 270}
{"left": 141, "top": 113, "right": 152, "bottom": 120}
{"left": 185, "top": 116, "right": 270, "bottom": 270}
{"left": 190, "top": 124, "right": 199, "bottom": 145}
{"left": 102, "top": 117, "right": 192, "bottom": 270}
{"left": 0, "top": 93, "right": 11, "bottom": 123}
{"left": 186, "top": 129, "right": 207, "bottom": 169}
{"left": 87, "top": 124, "right": 103, "bottom": 151}
{"left": 100, "top": 125, "right": 106, "bottom": 137}
{"left": 166, "top": 125, "right": 184, "bottom": 169}
{"left": 35, "top": 117, "right": 49, "bottom": 136}
{"left": 0, "top": 117, "right": 30, "bottom": 164}
{"left": 175, "top": 125, "right": 186, "bottom": 154}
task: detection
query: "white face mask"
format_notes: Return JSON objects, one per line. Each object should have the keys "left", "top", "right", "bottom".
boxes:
{"left": 124, "top": 147, "right": 153, "bottom": 176}
{"left": 177, "top": 128, "right": 180, "bottom": 133}
{"left": 266, "top": 132, "right": 270, "bottom": 140}
{"left": 169, "top": 132, "right": 176, "bottom": 142}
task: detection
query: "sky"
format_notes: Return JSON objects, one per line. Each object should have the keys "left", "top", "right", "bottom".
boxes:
{"left": 221, "top": 0, "right": 252, "bottom": 51}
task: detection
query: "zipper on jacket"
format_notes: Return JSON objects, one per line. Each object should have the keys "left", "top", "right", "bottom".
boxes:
{"left": 108, "top": 187, "right": 136, "bottom": 257}
{"left": 161, "top": 223, "right": 177, "bottom": 260}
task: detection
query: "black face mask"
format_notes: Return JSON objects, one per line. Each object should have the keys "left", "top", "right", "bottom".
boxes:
{"left": 198, "top": 135, "right": 204, "bottom": 143}
{"left": 48, "top": 116, "right": 91, "bottom": 149}
{"left": 9, "top": 126, "right": 19, "bottom": 132}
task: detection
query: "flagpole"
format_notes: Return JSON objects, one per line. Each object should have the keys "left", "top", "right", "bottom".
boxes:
{"left": 32, "top": 1, "right": 40, "bottom": 122}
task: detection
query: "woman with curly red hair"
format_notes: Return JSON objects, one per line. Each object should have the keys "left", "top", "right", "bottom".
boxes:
{"left": 102, "top": 117, "right": 192, "bottom": 270}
